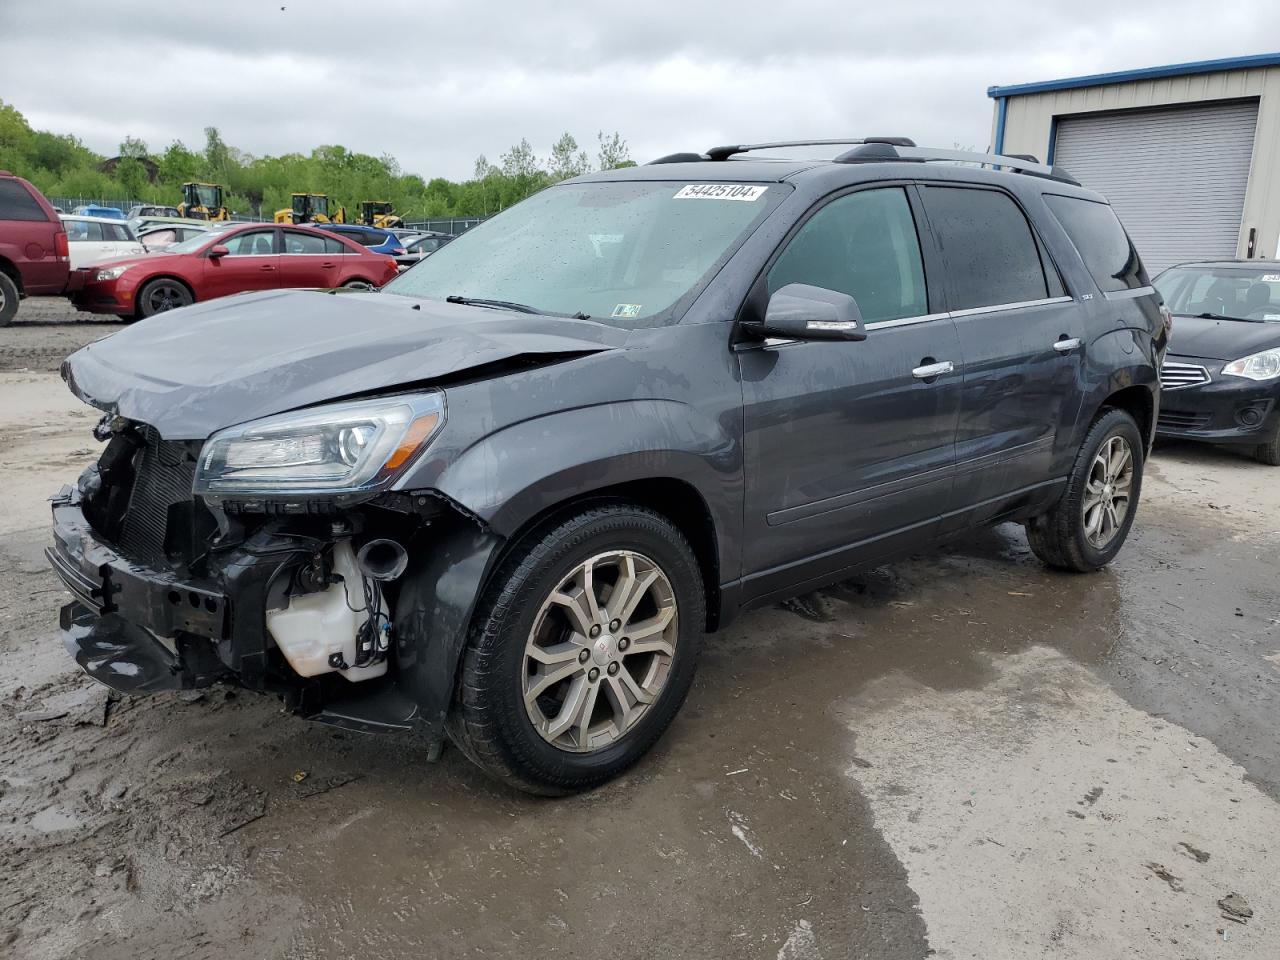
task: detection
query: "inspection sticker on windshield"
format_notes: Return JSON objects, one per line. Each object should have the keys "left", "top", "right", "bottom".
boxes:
{"left": 674, "top": 184, "right": 768, "bottom": 201}
{"left": 611, "top": 303, "right": 643, "bottom": 318}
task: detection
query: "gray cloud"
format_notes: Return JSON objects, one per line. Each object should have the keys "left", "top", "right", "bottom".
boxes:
{"left": 2, "top": 0, "right": 1276, "bottom": 179}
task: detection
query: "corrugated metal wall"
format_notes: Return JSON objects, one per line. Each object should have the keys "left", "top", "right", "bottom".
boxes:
{"left": 995, "top": 65, "right": 1280, "bottom": 264}
{"left": 1053, "top": 101, "right": 1258, "bottom": 273}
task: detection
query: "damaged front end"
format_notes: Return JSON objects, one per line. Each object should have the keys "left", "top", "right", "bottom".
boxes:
{"left": 48, "top": 411, "right": 501, "bottom": 738}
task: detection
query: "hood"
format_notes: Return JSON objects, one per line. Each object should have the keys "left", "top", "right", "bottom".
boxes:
{"left": 1167, "top": 313, "right": 1280, "bottom": 362}
{"left": 63, "top": 289, "right": 626, "bottom": 438}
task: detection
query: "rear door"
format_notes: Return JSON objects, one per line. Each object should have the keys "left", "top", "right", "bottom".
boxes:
{"left": 103, "top": 221, "right": 144, "bottom": 259}
{"left": 917, "top": 184, "right": 1084, "bottom": 528}
{"left": 278, "top": 230, "right": 346, "bottom": 288}
{"left": 739, "top": 185, "right": 963, "bottom": 593}
{"left": 201, "top": 227, "right": 281, "bottom": 299}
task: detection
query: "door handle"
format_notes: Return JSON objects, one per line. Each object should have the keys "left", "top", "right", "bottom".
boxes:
{"left": 1053, "top": 337, "right": 1082, "bottom": 353}
{"left": 320, "top": 261, "right": 335, "bottom": 268}
{"left": 260, "top": 264, "right": 276, "bottom": 271}
{"left": 912, "top": 360, "right": 955, "bottom": 380}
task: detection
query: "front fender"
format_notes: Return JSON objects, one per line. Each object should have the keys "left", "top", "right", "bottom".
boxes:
{"left": 424, "top": 398, "right": 741, "bottom": 569}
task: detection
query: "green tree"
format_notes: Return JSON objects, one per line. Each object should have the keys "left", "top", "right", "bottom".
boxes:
{"left": 118, "top": 135, "right": 149, "bottom": 159}
{"left": 548, "top": 132, "right": 590, "bottom": 181}
{"left": 597, "top": 130, "right": 633, "bottom": 170}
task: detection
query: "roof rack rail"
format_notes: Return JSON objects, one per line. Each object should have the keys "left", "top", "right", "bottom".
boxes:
{"left": 701, "top": 137, "right": 916, "bottom": 162}
{"left": 834, "top": 144, "right": 1080, "bottom": 185}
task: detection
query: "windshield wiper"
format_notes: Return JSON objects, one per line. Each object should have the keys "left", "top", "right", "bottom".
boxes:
{"left": 1194, "top": 311, "right": 1252, "bottom": 323}
{"left": 445, "top": 295, "right": 590, "bottom": 321}
{"left": 446, "top": 295, "right": 548, "bottom": 315}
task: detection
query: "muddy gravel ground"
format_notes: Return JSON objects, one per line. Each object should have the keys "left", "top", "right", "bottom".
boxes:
{"left": 2, "top": 299, "right": 1278, "bottom": 959}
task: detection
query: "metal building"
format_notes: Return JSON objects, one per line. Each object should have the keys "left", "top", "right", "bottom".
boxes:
{"left": 989, "top": 53, "right": 1280, "bottom": 273}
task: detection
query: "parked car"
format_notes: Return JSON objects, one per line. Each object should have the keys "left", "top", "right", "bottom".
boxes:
{"left": 69, "top": 222, "right": 399, "bottom": 318}
{"left": 0, "top": 170, "right": 69, "bottom": 325}
{"left": 60, "top": 215, "right": 144, "bottom": 268}
{"left": 1153, "top": 259, "right": 1280, "bottom": 463}
{"left": 48, "top": 140, "right": 1165, "bottom": 794}
{"left": 317, "top": 222, "right": 406, "bottom": 257}
{"left": 136, "top": 223, "right": 211, "bottom": 251}
{"left": 71, "top": 204, "right": 126, "bottom": 220}
{"left": 394, "top": 231, "right": 453, "bottom": 269}
{"left": 129, "top": 214, "right": 218, "bottom": 237}
{"left": 125, "top": 204, "right": 182, "bottom": 219}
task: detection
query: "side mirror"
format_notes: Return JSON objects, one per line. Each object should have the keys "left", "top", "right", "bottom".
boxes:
{"left": 208, "top": 244, "right": 230, "bottom": 259}
{"left": 756, "top": 283, "right": 866, "bottom": 341}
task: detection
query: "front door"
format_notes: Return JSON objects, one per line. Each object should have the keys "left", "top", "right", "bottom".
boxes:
{"left": 739, "top": 186, "right": 963, "bottom": 597}
{"left": 202, "top": 227, "right": 281, "bottom": 300}
{"left": 916, "top": 184, "right": 1086, "bottom": 527}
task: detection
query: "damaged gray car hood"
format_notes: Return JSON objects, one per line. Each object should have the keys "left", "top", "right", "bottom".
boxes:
{"left": 62, "top": 289, "right": 626, "bottom": 438}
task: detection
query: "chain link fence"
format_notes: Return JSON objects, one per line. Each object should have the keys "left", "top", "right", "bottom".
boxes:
{"left": 49, "top": 198, "right": 483, "bottom": 235}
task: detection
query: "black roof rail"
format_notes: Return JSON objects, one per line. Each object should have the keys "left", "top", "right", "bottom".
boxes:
{"left": 647, "top": 152, "right": 709, "bottom": 165}
{"left": 701, "top": 137, "right": 917, "bottom": 161}
{"left": 833, "top": 144, "right": 1080, "bottom": 186}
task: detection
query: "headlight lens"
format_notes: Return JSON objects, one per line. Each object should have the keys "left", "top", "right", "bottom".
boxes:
{"left": 94, "top": 265, "right": 131, "bottom": 281}
{"left": 1221, "top": 348, "right": 1280, "bottom": 381}
{"left": 193, "top": 393, "right": 444, "bottom": 496}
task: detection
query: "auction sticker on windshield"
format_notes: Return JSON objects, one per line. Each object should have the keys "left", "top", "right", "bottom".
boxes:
{"left": 674, "top": 184, "right": 768, "bottom": 201}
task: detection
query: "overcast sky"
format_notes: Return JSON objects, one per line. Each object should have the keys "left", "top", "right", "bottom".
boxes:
{"left": 2, "top": 1, "right": 1277, "bottom": 180}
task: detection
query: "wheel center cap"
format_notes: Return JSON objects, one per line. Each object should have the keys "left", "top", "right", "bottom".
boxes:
{"left": 592, "top": 634, "right": 615, "bottom": 666}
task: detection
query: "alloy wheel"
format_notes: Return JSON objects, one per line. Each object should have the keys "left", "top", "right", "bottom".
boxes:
{"left": 147, "top": 282, "right": 186, "bottom": 313}
{"left": 523, "top": 550, "right": 678, "bottom": 753}
{"left": 1082, "top": 434, "right": 1133, "bottom": 549}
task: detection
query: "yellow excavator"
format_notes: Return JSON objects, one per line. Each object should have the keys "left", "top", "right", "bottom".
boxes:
{"left": 179, "top": 182, "right": 230, "bottom": 221}
{"left": 358, "top": 201, "right": 405, "bottom": 230}
{"left": 274, "top": 193, "right": 346, "bottom": 225}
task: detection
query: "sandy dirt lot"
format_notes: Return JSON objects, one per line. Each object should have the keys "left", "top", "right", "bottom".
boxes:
{"left": 2, "top": 299, "right": 1278, "bottom": 959}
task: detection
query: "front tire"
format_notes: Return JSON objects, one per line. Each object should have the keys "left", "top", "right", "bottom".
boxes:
{"left": 448, "top": 504, "right": 705, "bottom": 795}
{"left": 1254, "top": 422, "right": 1280, "bottom": 465}
{"left": 137, "top": 278, "right": 192, "bottom": 317}
{"left": 1026, "top": 408, "right": 1144, "bottom": 572}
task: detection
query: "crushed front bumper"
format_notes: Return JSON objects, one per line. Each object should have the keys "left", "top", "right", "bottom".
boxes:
{"left": 46, "top": 488, "right": 295, "bottom": 701}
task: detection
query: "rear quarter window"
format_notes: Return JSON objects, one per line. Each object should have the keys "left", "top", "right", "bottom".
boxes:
{"left": 1044, "top": 194, "right": 1148, "bottom": 293}
{"left": 0, "top": 179, "right": 50, "bottom": 221}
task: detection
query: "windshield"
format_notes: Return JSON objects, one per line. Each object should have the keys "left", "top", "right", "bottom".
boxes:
{"left": 1156, "top": 265, "right": 1280, "bottom": 322}
{"left": 382, "top": 180, "right": 786, "bottom": 325}
{"left": 164, "top": 225, "right": 230, "bottom": 254}
{"left": 194, "top": 185, "right": 219, "bottom": 208}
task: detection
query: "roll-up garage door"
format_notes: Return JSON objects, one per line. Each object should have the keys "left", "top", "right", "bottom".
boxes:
{"left": 1053, "top": 101, "right": 1258, "bottom": 274}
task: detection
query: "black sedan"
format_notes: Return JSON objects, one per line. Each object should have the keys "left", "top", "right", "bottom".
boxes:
{"left": 1154, "top": 260, "right": 1280, "bottom": 464}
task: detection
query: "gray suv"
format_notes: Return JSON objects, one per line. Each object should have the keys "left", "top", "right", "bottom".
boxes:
{"left": 48, "top": 139, "right": 1166, "bottom": 794}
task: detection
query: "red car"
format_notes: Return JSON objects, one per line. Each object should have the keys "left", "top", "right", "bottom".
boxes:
{"left": 71, "top": 222, "right": 400, "bottom": 319}
{"left": 0, "top": 170, "right": 70, "bottom": 326}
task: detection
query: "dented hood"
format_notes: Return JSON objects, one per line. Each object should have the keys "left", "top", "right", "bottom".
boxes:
{"left": 63, "top": 289, "right": 625, "bottom": 438}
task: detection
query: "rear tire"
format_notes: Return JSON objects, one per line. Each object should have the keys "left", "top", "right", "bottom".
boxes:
{"left": 1026, "top": 408, "right": 1144, "bottom": 572}
{"left": 1254, "top": 423, "right": 1280, "bottom": 465}
{"left": 0, "top": 271, "right": 18, "bottom": 327}
{"left": 342, "top": 279, "right": 373, "bottom": 290}
{"left": 137, "top": 278, "right": 192, "bottom": 317}
{"left": 447, "top": 504, "right": 705, "bottom": 795}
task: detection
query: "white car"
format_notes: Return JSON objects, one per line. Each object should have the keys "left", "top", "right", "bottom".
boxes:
{"left": 59, "top": 214, "right": 144, "bottom": 269}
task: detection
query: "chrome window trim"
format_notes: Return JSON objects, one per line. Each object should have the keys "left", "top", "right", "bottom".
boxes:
{"left": 863, "top": 311, "right": 950, "bottom": 331}
{"left": 947, "top": 295, "right": 1073, "bottom": 319}
{"left": 1103, "top": 285, "right": 1156, "bottom": 301}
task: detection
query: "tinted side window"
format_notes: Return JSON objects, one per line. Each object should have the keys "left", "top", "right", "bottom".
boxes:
{"left": 1044, "top": 194, "right": 1148, "bottom": 293}
{"left": 922, "top": 187, "right": 1048, "bottom": 310}
{"left": 106, "top": 223, "right": 132, "bottom": 242}
{"left": 0, "top": 179, "right": 48, "bottom": 221}
{"left": 283, "top": 231, "right": 327, "bottom": 254}
{"left": 324, "top": 236, "right": 348, "bottom": 254}
{"left": 222, "top": 230, "right": 276, "bottom": 255}
{"left": 767, "top": 187, "right": 928, "bottom": 323}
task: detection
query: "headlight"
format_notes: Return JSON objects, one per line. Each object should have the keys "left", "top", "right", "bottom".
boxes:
{"left": 193, "top": 393, "right": 445, "bottom": 497}
{"left": 1221, "top": 348, "right": 1280, "bottom": 381}
{"left": 94, "top": 265, "right": 131, "bottom": 281}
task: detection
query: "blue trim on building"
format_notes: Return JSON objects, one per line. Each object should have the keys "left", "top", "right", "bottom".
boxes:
{"left": 987, "top": 51, "right": 1280, "bottom": 99}
{"left": 993, "top": 96, "right": 1008, "bottom": 154}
